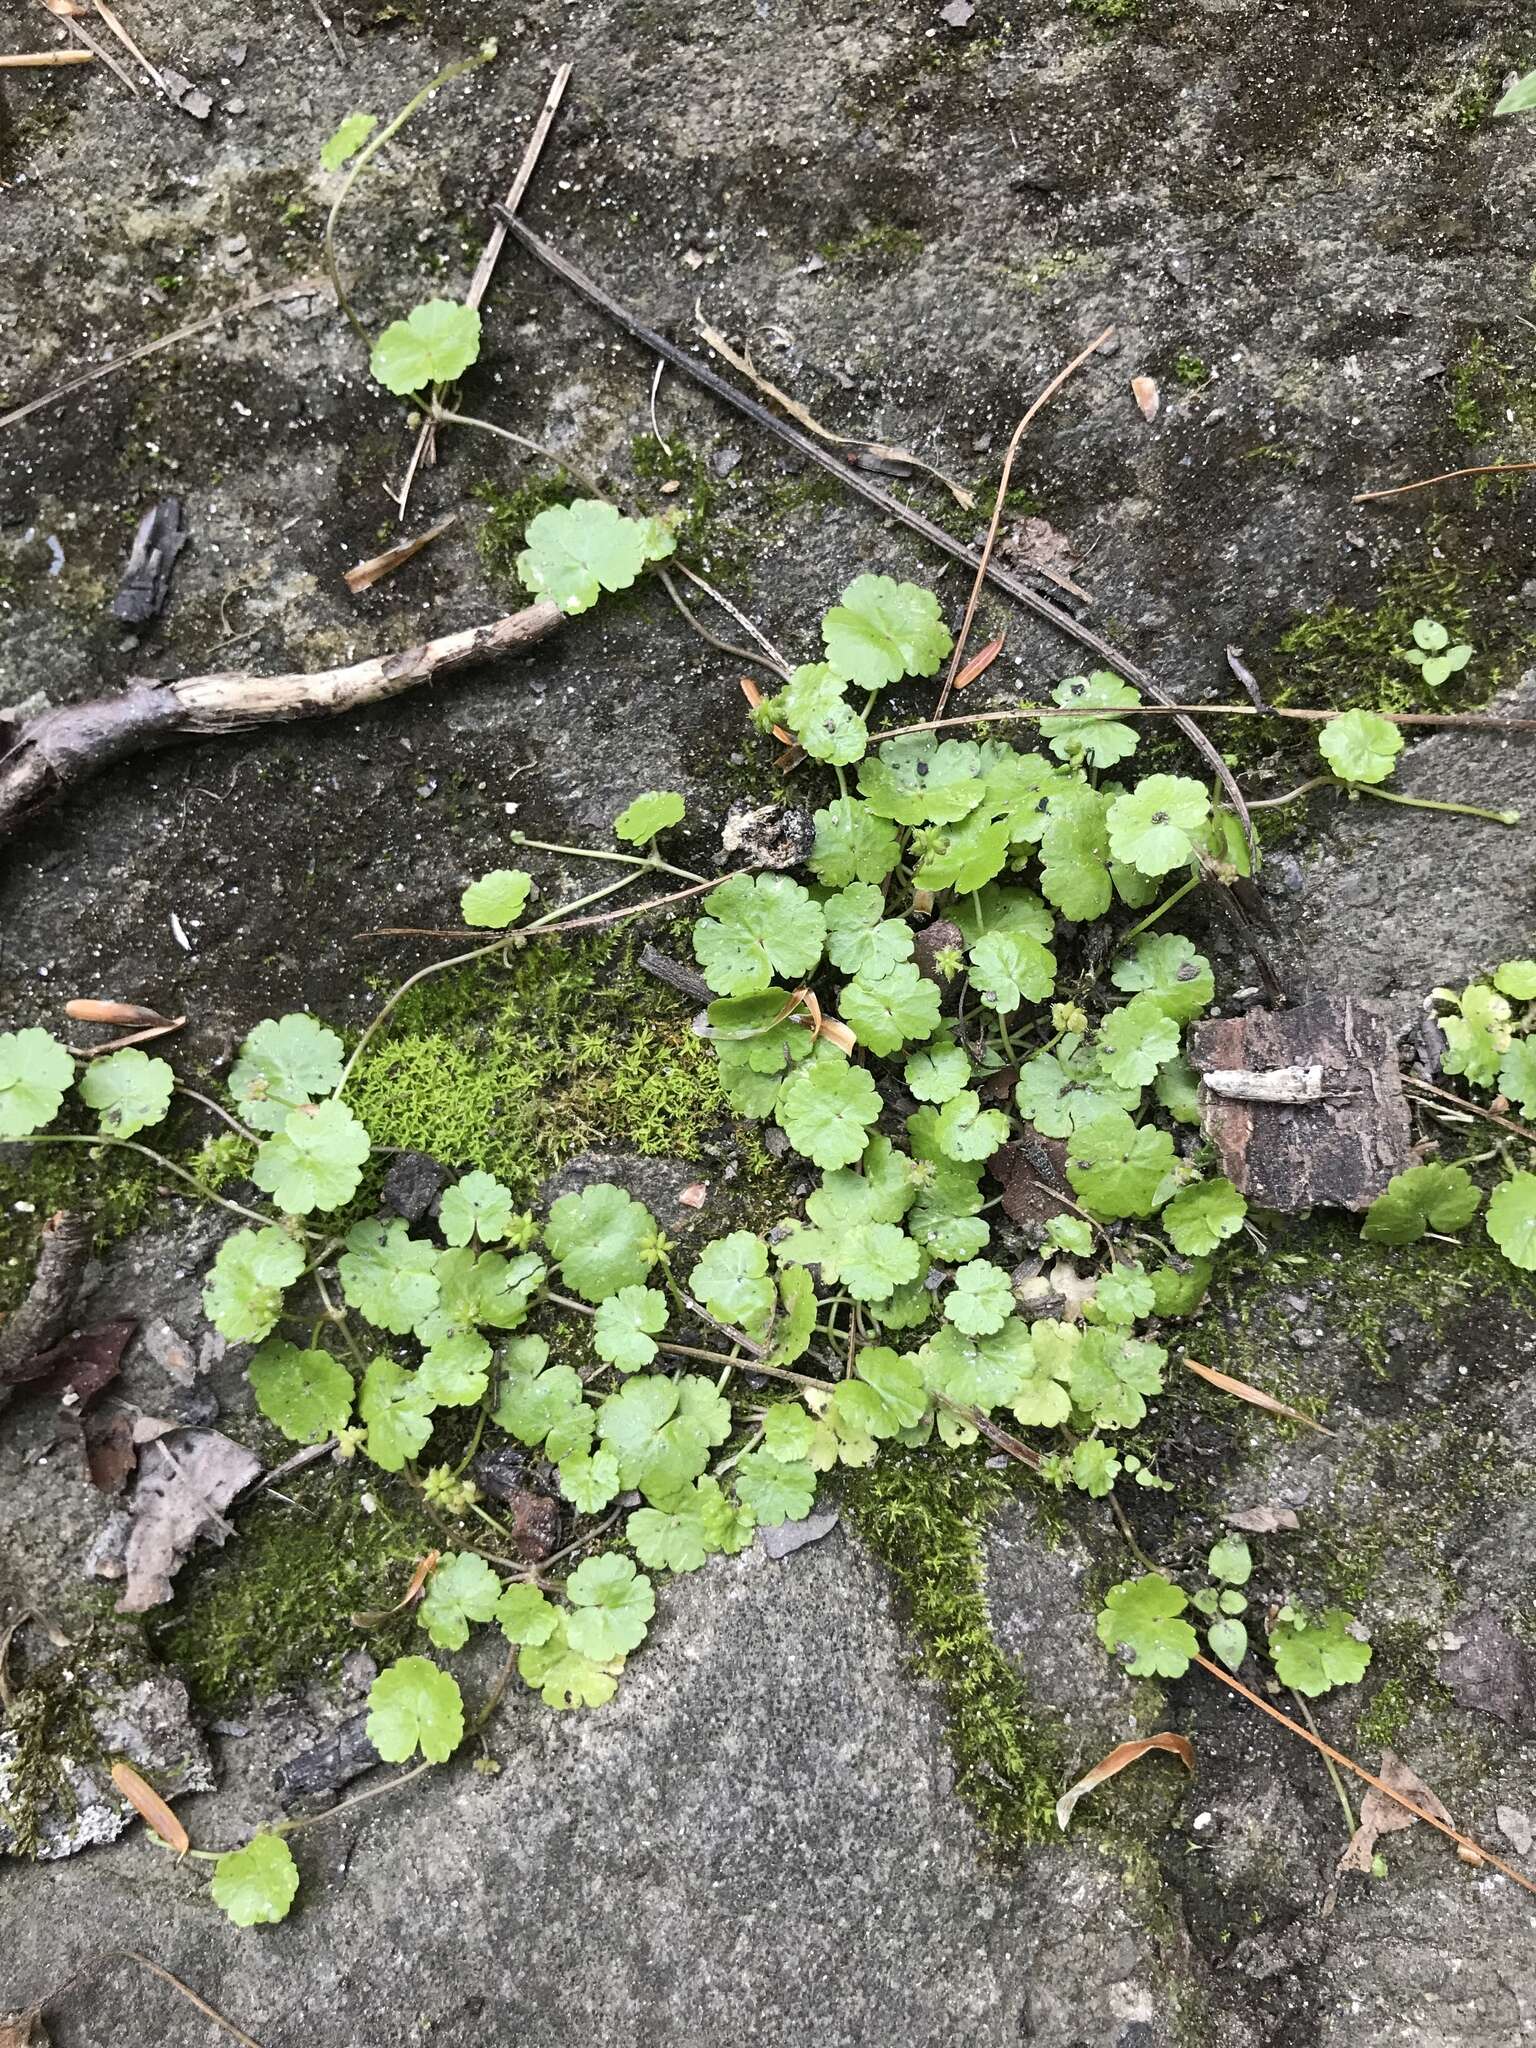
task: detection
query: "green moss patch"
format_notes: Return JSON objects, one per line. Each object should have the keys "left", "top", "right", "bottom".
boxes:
{"left": 847, "top": 1444, "right": 1064, "bottom": 1849}
{"left": 158, "top": 1469, "right": 435, "bottom": 1711}
{"left": 344, "top": 935, "right": 743, "bottom": 1198}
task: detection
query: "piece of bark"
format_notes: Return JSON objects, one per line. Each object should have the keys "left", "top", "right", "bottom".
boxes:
{"left": 989, "top": 1135, "right": 1072, "bottom": 1234}
{"left": 0, "top": 601, "right": 562, "bottom": 843}
{"left": 639, "top": 944, "right": 714, "bottom": 1005}
{"left": 110, "top": 497, "right": 187, "bottom": 624}
{"left": 0, "top": 1212, "right": 92, "bottom": 1417}
{"left": 273, "top": 1711, "right": 380, "bottom": 1811}
{"left": 1188, "top": 996, "right": 1410, "bottom": 1212}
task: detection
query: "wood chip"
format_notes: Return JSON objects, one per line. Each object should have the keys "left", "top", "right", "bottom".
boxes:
{"left": 1130, "top": 375, "right": 1160, "bottom": 421}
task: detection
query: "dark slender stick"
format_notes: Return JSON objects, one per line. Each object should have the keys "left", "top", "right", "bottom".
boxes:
{"left": 491, "top": 210, "right": 1252, "bottom": 845}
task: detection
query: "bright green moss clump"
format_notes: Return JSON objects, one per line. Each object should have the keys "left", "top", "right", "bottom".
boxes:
{"left": 344, "top": 938, "right": 737, "bottom": 1199}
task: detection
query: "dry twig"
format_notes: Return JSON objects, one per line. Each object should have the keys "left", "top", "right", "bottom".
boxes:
{"left": 934, "top": 326, "right": 1114, "bottom": 719}
{"left": 1354, "top": 460, "right": 1536, "bottom": 504}
{"left": 0, "top": 603, "right": 560, "bottom": 842}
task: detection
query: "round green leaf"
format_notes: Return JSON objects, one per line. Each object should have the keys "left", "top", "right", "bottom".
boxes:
{"left": 417, "top": 1551, "right": 502, "bottom": 1651}
{"left": 1162, "top": 1177, "right": 1247, "bottom": 1256}
{"left": 546, "top": 1182, "right": 658, "bottom": 1302}
{"left": 461, "top": 869, "right": 532, "bottom": 929}
{"left": 1317, "top": 709, "right": 1402, "bottom": 786}
{"left": 1488, "top": 1172, "right": 1536, "bottom": 1270}
{"left": 0, "top": 1027, "right": 74, "bottom": 1139}
{"left": 249, "top": 1341, "right": 354, "bottom": 1444}
{"left": 692, "top": 873, "right": 825, "bottom": 997}
{"left": 565, "top": 1552, "right": 655, "bottom": 1659}
{"left": 203, "top": 1225, "right": 305, "bottom": 1344}
{"left": 775, "top": 1058, "right": 882, "bottom": 1169}
{"left": 614, "top": 790, "right": 685, "bottom": 844}
{"left": 366, "top": 1654, "right": 465, "bottom": 1762}
{"left": 338, "top": 1217, "right": 440, "bottom": 1333}
{"left": 734, "top": 1448, "right": 816, "bottom": 1525}
{"left": 370, "top": 298, "right": 482, "bottom": 396}
{"left": 229, "top": 1013, "right": 344, "bottom": 1132}
{"left": 78, "top": 1048, "right": 174, "bottom": 1138}
{"left": 592, "top": 1283, "right": 669, "bottom": 1370}
{"left": 252, "top": 1099, "right": 371, "bottom": 1215}
{"left": 821, "top": 574, "right": 952, "bottom": 688}
{"left": 1105, "top": 775, "right": 1211, "bottom": 877}
{"left": 1095, "top": 1573, "right": 1197, "bottom": 1678}
{"left": 438, "top": 1170, "right": 516, "bottom": 1247}
{"left": 211, "top": 1834, "right": 299, "bottom": 1927}
{"left": 516, "top": 498, "right": 675, "bottom": 615}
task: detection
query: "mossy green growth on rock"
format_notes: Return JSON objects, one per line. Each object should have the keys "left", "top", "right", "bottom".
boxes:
{"left": 159, "top": 1468, "right": 435, "bottom": 1711}
{"left": 0, "top": 1649, "right": 101, "bottom": 1856}
{"left": 344, "top": 935, "right": 746, "bottom": 1199}
{"left": 816, "top": 223, "right": 925, "bottom": 267}
{"left": 847, "top": 1443, "right": 1064, "bottom": 1849}
{"left": 0, "top": 1128, "right": 250, "bottom": 1317}
{"left": 473, "top": 470, "right": 578, "bottom": 589}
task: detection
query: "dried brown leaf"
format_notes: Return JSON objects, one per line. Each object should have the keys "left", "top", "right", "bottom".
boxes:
{"left": 110, "top": 1761, "right": 190, "bottom": 1854}
{"left": 1337, "top": 1750, "right": 1454, "bottom": 1875}
{"left": 1182, "top": 1355, "right": 1334, "bottom": 1437}
{"left": 64, "top": 999, "right": 171, "bottom": 1027}
{"left": 1223, "top": 1503, "right": 1301, "bottom": 1533}
{"left": 1056, "top": 1732, "right": 1195, "bottom": 1830}
{"left": 350, "top": 1549, "right": 441, "bottom": 1627}
{"left": 343, "top": 515, "right": 455, "bottom": 595}
{"left": 117, "top": 1429, "right": 263, "bottom": 1612}
{"left": 0, "top": 2009, "right": 48, "bottom": 2048}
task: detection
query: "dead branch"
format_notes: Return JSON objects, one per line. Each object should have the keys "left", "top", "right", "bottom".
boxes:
{"left": 0, "top": 1210, "right": 91, "bottom": 1416}
{"left": 0, "top": 603, "right": 561, "bottom": 843}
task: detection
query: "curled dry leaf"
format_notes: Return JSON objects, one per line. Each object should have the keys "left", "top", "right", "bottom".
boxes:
{"left": 117, "top": 1428, "right": 263, "bottom": 1612}
{"left": 1057, "top": 1732, "right": 1195, "bottom": 1830}
{"left": 350, "top": 1549, "right": 440, "bottom": 1628}
{"left": 950, "top": 633, "right": 1006, "bottom": 694}
{"left": 0, "top": 2008, "right": 48, "bottom": 2048}
{"left": 1130, "top": 375, "right": 1160, "bottom": 422}
{"left": 1183, "top": 1355, "right": 1334, "bottom": 1437}
{"left": 344, "top": 515, "right": 456, "bottom": 595}
{"left": 64, "top": 999, "right": 172, "bottom": 1027}
{"left": 697, "top": 314, "right": 975, "bottom": 508}
{"left": 110, "top": 1760, "right": 190, "bottom": 1854}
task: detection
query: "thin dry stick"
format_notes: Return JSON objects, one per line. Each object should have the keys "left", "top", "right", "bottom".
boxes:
{"left": 1192, "top": 1653, "right": 1536, "bottom": 1897}
{"left": 42, "top": 1950, "right": 269, "bottom": 2048}
{"left": 0, "top": 47, "right": 94, "bottom": 66}
{"left": 397, "top": 62, "right": 571, "bottom": 514}
{"left": 1354, "top": 460, "right": 1536, "bottom": 504}
{"left": 935, "top": 325, "right": 1115, "bottom": 720}
{"left": 694, "top": 311, "right": 978, "bottom": 514}
{"left": 308, "top": 0, "right": 347, "bottom": 64}
{"left": 1404, "top": 1071, "right": 1536, "bottom": 1145}
{"left": 30, "top": 0, "right": 136, "bottom": 90}
{"left": 0, "top": 279, "right": 327, "bottom": 433}
{"left": 89, "top": 0, "right": 163, "bottom": 89}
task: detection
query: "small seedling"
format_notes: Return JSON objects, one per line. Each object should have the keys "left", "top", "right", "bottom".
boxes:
{"left": 1399, "top": 616, "right": 1472, "bottom": 687}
